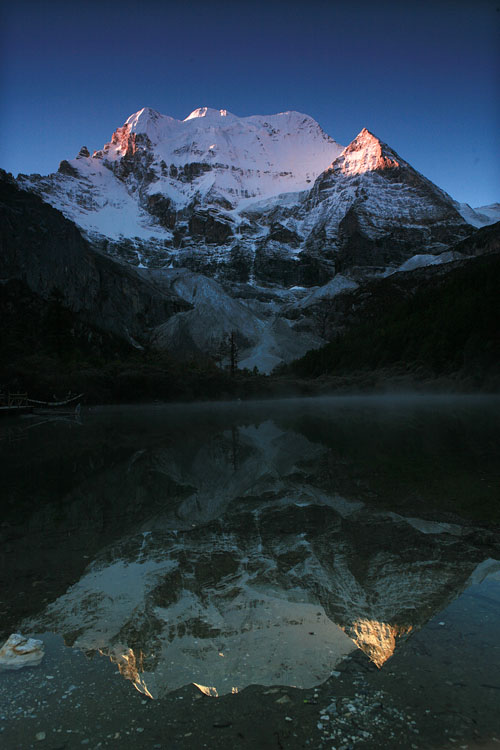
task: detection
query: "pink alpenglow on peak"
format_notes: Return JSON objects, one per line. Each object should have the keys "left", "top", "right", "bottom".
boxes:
{"left": 331, "top": 128, "right": 406, "bottom": 177}
{"left": 101, "top": 108, "right": 177, "bottom": 156}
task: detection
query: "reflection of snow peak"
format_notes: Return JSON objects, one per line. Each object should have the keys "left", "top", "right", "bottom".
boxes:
{"left": 37, "top": 552, "right": 355, "bottom": 698}
{"left": 24, "top": 510, "right": 493, "bottom": 697}
{"left": 343, "top": 620, "right": 413, "bottom": 668}
{"left": 20, "top": 416, "right": 498, "bottom": 697}
{"left": 107, "top": 647, "right": 154, "bottom": 699}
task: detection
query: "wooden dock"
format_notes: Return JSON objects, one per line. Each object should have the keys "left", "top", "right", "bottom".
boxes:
{"left": 0, "top": 391, "right": 84, "bottom": 417}
{"left": 0, "top": 393, "right": 34, "bottom": 416}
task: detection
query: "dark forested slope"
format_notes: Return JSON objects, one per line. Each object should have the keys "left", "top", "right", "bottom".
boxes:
{"left": 288, "top": 232, "right": 500, "bottom": 388}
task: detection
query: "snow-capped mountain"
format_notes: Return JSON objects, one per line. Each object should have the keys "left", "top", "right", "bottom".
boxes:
{"left": 18, "top": 106, "right": 486, "bottom": 274}
{"left": 18, "top": 107, "right": 342, "bottom": 246}
{"left": 13, "top": 106, "right": 498, "bottom": 371}
{"left": 104, "top": 106, "right": 343, "bottom": 206}
{"left": 300, "top": 128, "right": 471, "bottom": 268}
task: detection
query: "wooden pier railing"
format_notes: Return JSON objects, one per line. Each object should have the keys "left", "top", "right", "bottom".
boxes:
{"left": 0, "top": 392, "right": 29, "bottom": 408}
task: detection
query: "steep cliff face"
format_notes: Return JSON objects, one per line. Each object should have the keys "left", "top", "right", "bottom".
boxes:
{"left": 0, "top": 171, "right": 187, "bottom": 345}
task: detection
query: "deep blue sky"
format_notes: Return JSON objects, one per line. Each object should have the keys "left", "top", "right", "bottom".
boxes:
{"left": 1, "top": 0, "right": 498, "bottom": 206}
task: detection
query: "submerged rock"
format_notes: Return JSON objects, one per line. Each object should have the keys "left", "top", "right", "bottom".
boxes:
{"left": 0, "top": 633, "right": 44, "bottom": 670}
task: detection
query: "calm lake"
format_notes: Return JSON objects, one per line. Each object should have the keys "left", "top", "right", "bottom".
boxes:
{"left": 1, "top": 396, "right": 499, "bottom": 749}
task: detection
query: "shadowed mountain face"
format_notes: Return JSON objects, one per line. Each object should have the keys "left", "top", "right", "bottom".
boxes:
{"left": 0, "top": 172, "right": 188, "bottom": 346}
{"left": 287, "top": 236, "right": 500, "bottom": 384}
{"left": 3, "top": 398, "right": 498, "bottom": 698}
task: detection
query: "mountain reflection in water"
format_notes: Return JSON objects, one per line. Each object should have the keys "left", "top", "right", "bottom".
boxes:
{"left": 2, "top": 397, "right": 499, "bottom": 699}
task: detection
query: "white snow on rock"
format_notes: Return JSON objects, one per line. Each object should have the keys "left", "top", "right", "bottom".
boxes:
{"left": 328, "top": 127, "right": 408, "bottom": 177}
{"left": 111, "top": 106, "right": 343, "bottom": 191}
{"left": 293, "top": 275, "right": 359, "bottom": 309}
{"left": 18, "top": 159, "right": 169, "bottom": 242}
{"left": 456, "top": 201, "right": 500, "bottom": 228}
{"left": 18, "top": 106, "right": 343, "bottom": 243}
{"left": 393, "top": 250, "right": 463, "bottom": 273}
{"left": 300, "top": 128, "right": 469, "bottom": 251}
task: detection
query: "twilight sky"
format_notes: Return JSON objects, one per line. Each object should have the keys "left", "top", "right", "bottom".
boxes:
{"left": 1, "top": 0, "right": 498, "bottom": 207}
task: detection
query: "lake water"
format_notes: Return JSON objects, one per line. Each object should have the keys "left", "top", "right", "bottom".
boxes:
{"left": 1, "top": 396, "right": 499, "bottom": 749}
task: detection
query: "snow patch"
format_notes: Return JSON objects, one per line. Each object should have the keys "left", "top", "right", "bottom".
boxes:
{"left": 393, "top": 251, "right": 463, "bottom": 273}
{"left": 294, "top": 275, "right": 358, "bottom": 309}
{"left": 456, "top": 201, "right": 500, "bottom": 228}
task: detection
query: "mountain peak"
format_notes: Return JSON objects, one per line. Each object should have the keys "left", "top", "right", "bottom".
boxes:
{"left": 332, "top": 128, "right": 405, "bottom": 176}
{"left": 356, "top": 127, "right": 381, "bottom": 143}
{"left": 125, "top": 107, "right": 162, "bottom": 127}
{"left": 107, "top": 107, "right": 178, "bottom": 151}
{"left": 120, "top": 107, "right": 177, "bottom": 141}
{"left": 346, "top": 128, "right": 389, "bottom": 153}
{"left": 184, "top": 107, "right": 234, "bottom": 122}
